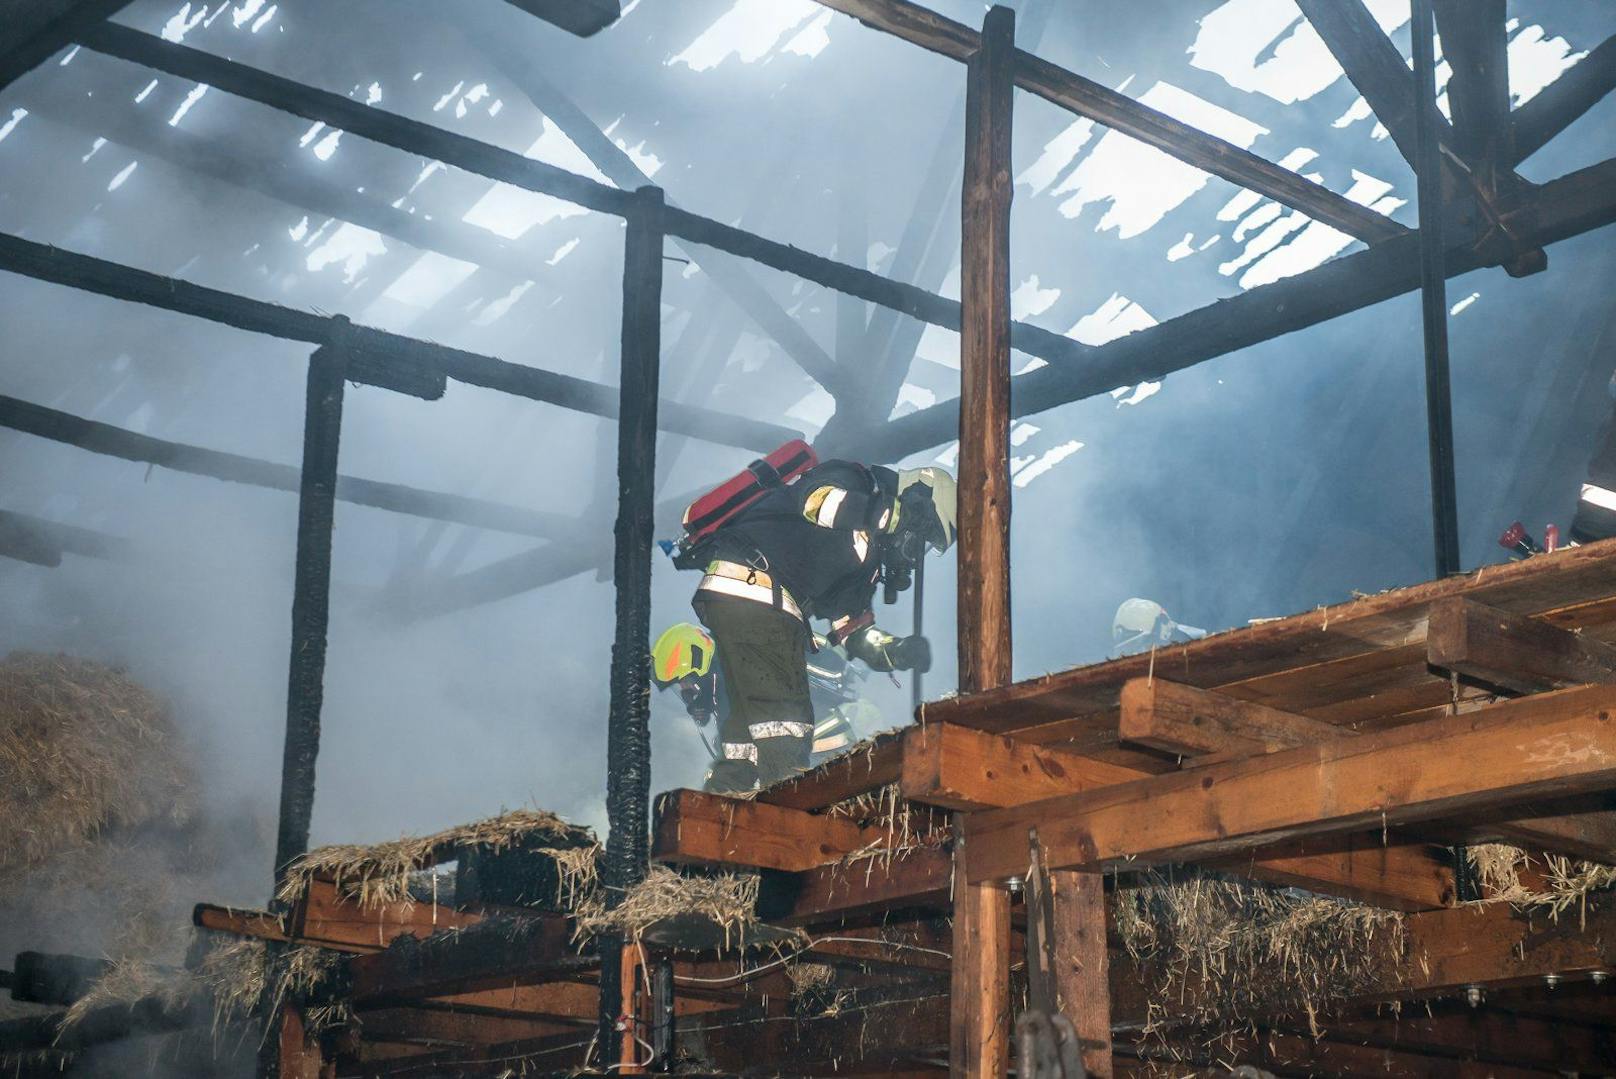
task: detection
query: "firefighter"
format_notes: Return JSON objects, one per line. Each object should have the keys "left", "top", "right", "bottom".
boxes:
{"left": 689, "top": 462, "right": 955, "bottom": 793}
{"left": 651, "top": 623, "right": 882, "bottom": 788}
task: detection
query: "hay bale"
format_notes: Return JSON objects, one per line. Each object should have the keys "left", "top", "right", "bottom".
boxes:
{"left": 0, "top": 652, "right": 195, "bottom": 876}
{"left": 1114, "top": 867, "right": 1404, "bottom": 1039}
{"left": 277, "top": 808, "right": 596, "bottom": 912}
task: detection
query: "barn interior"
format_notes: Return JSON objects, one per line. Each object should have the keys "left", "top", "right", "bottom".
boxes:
{"left": 3, "top": 0, "right": 1616, "bottom": 1076}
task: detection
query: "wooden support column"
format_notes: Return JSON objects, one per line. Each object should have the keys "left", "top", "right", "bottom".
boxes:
{"left": 1412, "top": 0, "right": 1461, "bottom": 578}
{"left": 274, "top": 1005, "right": 330, "bottom": 1079}
{"left": 954, "top": 8, "right": 1014, "bottom": 1078}
{"left": 597, "top": 185, "right": 664, "bottom": 1069}
{"left": 1049, "top": 869, "right": 1110, "bottom": 1076}
{"left": 272, "top": 324, "right": 348, "bottom": 882}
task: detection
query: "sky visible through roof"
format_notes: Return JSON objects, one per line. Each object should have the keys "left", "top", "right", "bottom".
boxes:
{"left": 0, "top": 0, "right": 1612, "bottom": 855}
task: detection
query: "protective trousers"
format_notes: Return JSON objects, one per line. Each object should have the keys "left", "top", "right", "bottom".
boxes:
{"left": 694, "top": 593, "right": 812, "bottom": 792}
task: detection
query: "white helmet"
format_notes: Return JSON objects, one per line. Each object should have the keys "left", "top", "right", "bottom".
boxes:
{"left": 895, "top": 466, "right": 957, "bottom": 552}
{"left": 1111, "top": 598, "right": 1207, "bottom": 657}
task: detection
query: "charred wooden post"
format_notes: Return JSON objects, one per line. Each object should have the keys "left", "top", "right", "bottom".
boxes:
{"left": 1412, "top": 0, "right": 1461, "bottom": 578}
{"left": 953, "top": 7, "right": 1015, "bottom": 1078}
{"left": 598, "top": 185, "right": 666, "bottom": 1068}
{"left": 273, "top": 324, "right": 349, "bottom": 882}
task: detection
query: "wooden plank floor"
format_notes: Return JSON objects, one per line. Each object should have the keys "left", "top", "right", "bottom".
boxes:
{"left": 761, "top": 540, "right": 1616, "bottom": 810}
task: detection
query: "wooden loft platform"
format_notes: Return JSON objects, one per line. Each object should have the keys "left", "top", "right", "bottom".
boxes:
{"left": 755, "top": 535, "right": 1616, "bottom": 817}
{"left": 647, "top": 540, "right": 1616, "bottom": 1074}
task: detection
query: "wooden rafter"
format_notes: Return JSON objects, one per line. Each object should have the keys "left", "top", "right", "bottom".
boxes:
{"left": 1509, "top": 32, "right": 1616, "bottom": 165}
{"left": 860, "top": 155, "right": 1616, "bottom": 461}
{"left": 0, "top": 508, "right": 127, "bottom": 567}
{"left": 812, "top": 0, "right": 1405, "bottom": 245}
{"left": 0, "top": 393, "right": 576, "bottom": 537}
{"left": 1293, "top": 0, "right": 1441, "bottom": 167}
{"left": 0, "top": 0, "right": 129, "bottom": 91}
{"left": 26, "top": 94, "right": 570, "bottom": 297}
{"left": 465, "top": 24, "right": 849, "bottom": 401}
{"left": 72, "top": 22, "right": 1093, "bottom": 388}
{"left": 0, "top": 233, "right": 797, "bottom": 453}
{"left": 1434, "top": 0, "right": 1510, "bottom": 164}
{"left": 502, "top": 0, "right": 619, "bottom": 38}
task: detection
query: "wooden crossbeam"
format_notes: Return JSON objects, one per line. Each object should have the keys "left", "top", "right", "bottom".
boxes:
{"left": 0, "top": 233, "right": 796, "bottom": 454}
{"left": 811, "top": 0, "right": 1404, "bottom": 245}
{"left": 289, "top": 878, "right": 485, "bottom": 953}
{"left": 74, "top": 23, "right": 1092, "bottom": 385}
{"left": 651, "top": 788, "right": 877, "bottom": 873}
{"left": 900, "top": 722, "right": 1142, "bottom": 810}
{"left": 757, "top": 731, "right": 906, "bottom": 811}
{"left": 1122, "top": 677, "right": 1616, "bottom": 862}
{"left": 346, "top": 916, "right": 589, "bottom": 1005}
{"left": 194, "top": 903, "right": 289, "bottom": 944}
{"left": 1324, "top": 1006, "right": 1616, "bottom": 1074}
{"left": 755, "top": 848, "right": 952, "bottom": 927}
{"left": 0, "top": 508, "right": 127, "bottom": 567}
{"left": 28, "top": 93, "right": 567, "bottom": 296}
{"left": 905, "top": 723, "right": 1451, "bottom": 909}
{"left": 0, "top": 393, "right": 575, "bottom": 538}
{"left": 1510, "top": 33, "right": 1616, "bottom": 165}
{"left": 1118, "top": 677, "right": 1342, "bottom": 761}
{"left": 502, "top": 0, "right": 619, "bottom": 37}
{"left": 1429, "top": 597, "right": 1616, "bottom": 694}
{"left": 1405, "top": 898, "right": 1616, "bottom": 995}
{"left": 966, "top": 684, "right": 1616, "bottom": 884}
{"left": 860, "top": 156, "right": 1616, "bottom": 461}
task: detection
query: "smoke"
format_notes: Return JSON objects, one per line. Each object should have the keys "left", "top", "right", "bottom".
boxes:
{"left": 0, "top": 0, "right": 1611, "bottom": 999}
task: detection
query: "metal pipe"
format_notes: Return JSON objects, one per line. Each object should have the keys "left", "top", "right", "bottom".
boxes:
{"left": 1413, "top": 0, "right": 1463, "bottom": 576}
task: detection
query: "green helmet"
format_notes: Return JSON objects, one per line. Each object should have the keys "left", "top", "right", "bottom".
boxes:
{"left": 895, "top": 466, "right": 957, "bottom": 552}
{"left": 651, "top": 623, "right": 715, "bottom": 687}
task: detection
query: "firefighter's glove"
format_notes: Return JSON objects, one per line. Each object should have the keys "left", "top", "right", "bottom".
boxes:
{"left": 889, "top": 634, "right": 933, "bottom": 674}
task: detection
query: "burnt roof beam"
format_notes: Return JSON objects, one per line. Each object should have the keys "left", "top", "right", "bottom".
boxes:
{"left": 811, "top": 0, "right": 1405, "bottom": 244}
{"left": 0, "top": 231, "right": 801, "bottom": 454}
{"left": 0, "top": 0, "right": 131, "bottom": 92}
{"left": 1509, "top": 32, "right": 1616, "bottom": 166}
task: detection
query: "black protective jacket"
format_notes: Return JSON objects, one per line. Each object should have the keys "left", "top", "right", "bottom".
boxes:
{"left": 710, "top": 459, "right": 898, "bottom": 632}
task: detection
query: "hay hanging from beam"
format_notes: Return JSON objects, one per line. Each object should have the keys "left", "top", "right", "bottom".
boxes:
{"left": 0, "top": 652, "right": 195, "bottom": 876}
{"left": 1113, "top": 866, "right": 1404, "bottom": 1039}
{"left": 276, "top": 808, "right": 595, "bottom": 911}
{"left": 574, "top": 865, "right": 763, "bottom": 948}
{"left": 55, "top": 935, "right": 350, "bottom": 1044}
{"left": 1463, "top": 844, "right": 1616, "bottom": 926}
